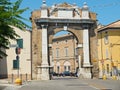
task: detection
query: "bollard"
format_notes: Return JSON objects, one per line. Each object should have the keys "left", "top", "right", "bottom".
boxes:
{"left": 20, "top": 74, "right": 22, "bottom": 81}
{"left": 15, "top": 78, "right": 22, "bottom": 85}
{"left": 102, "top": 75, "right": 107, "bottom": 80}
{"left": 112, "top": 75, "right": 117, "bottom": 80}
{"left": 11, "top": 74, "right": 14, "bottom": 83}
{"left": 26, "top": 73, "right": 27, "bottom": 81}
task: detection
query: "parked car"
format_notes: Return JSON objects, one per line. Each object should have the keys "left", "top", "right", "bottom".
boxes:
{"left": 52, "top": 72, "right": 58, "bottom": 76}
{"left": 70, "top": 72, "right": 78, "bottom": 77}
{"left": 58, "top": 73, "right": 64, "bottom": 77}
{"left": 63, "top": 71, "right": 70, "bottom": 76}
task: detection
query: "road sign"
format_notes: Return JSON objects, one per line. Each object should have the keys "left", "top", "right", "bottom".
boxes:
{"left": 15, "top": 48, "right": 21, "bottom": 54}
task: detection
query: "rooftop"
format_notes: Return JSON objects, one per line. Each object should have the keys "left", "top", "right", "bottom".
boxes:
{"left": 98, "top": 20, "right": 120, "bottom": 32}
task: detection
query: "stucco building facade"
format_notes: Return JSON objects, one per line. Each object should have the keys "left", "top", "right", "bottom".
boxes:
{"left": 98, "top": 20, "right": 120, "bottom": 78}
{"left": 0, "top": 26, "right": 31, "bottom": 81}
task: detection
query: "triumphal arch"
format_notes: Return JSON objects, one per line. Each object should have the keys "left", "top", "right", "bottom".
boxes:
{"left": 31, "top": 0, "right": 97, "bottom": 80}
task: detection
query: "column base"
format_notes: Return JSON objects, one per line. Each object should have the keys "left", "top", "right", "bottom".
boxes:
{"left": 77, "top": 67, "right": 92, "bottom": 79}
{"left": 37, "top": 65, "right": 50, "bottom": 80}
{"left": 83, "top": 63, "right": 93, "bottom": 67}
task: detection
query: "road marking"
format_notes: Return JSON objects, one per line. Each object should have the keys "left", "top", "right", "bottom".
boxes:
{"left": 89, "top": 85, "right": 100, "bottom": 89}
{"left": 88, "top": 83, "right": 105, "bottom": 90}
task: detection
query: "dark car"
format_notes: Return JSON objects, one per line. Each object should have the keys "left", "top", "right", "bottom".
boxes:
{"left": 70, "top": 72, "right": 78, "bottom": 77}
{"left": 52, "top": 72, "right": 58, "bottom": 76}
{"left": 63, "top": 71, "right": 70, "bottom": 76}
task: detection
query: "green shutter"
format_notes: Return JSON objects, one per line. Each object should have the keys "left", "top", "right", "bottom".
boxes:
{"left": 17, "top": 39, "right": 23, "bottom": 48}
{"left": 13, "top": 60, "right": 19, "bottom": 69}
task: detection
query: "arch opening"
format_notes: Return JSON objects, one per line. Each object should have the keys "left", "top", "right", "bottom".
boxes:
{"left": 50, "top": 30, "right": 79, "bottom": 78}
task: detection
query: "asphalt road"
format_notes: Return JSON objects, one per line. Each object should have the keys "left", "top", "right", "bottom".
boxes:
{"left": 0, "top": 85, "right": 6, "bottom": 90}
{"left": 1, "top": 77, "right": 120, "bottom": 90}
{"left": 19, "top": 77, "right": 120, "bottom": 90}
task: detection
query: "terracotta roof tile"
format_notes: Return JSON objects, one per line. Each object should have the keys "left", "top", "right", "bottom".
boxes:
{"left": 98, "top": 20, "right": 120, "bottom": 31}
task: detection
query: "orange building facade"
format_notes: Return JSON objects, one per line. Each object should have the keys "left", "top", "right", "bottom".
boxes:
{"left": 52, "top": 33, "right": 78, "bottom": 74}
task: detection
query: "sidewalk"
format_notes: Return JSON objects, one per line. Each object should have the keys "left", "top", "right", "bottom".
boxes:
{"left": 0, "top": 79, "right": 22, "bottom": 90}
{"left": 0, "top": 79, "right": 9, "bottom": 84}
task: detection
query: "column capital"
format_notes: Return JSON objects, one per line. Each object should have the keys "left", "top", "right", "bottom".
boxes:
{"left": 82, "top": 24, "right": 89, "bottom": 29}
{"left": 41, "top": 24, "right": 48, "bottom": 29}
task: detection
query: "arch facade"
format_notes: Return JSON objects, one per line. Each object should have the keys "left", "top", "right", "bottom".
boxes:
{"left": 31, "top": 1, "right": 97, "bottom": 80}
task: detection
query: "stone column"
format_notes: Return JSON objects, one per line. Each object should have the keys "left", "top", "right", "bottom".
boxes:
{"left": 82, "top": 27, "right": 92, "bottom": 78}
{"left": 37, "top": 25, "right": 50, "bottom": 80}
{"left": 83, "top": 29, "right": 91, "bottom": 67}
{"left": 41, "top": 25, "right": 48, "bottom": 66}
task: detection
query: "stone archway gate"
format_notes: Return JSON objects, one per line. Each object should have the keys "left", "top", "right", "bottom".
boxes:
{"left": 31, "top": 1, "right": 97, "bottom": 80}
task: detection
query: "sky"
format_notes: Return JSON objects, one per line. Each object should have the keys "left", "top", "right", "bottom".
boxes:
{"left": 18, "top": 0, "right": 120, "bottom": 35}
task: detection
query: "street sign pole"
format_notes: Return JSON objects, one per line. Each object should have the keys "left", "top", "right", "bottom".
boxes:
{"left": 16, "top": 55, "right": 20, "bottom": 78}
{"left": 15, "top": 46, "right": 21, "bottom": 78}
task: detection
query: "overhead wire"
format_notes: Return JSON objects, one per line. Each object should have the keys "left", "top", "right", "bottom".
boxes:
{"left": 90, "top": 2, "right": 120, "bottom": 9}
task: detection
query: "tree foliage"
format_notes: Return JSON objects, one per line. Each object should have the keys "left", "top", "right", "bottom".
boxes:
{"left": 0, "top": 0, "right": 30, "bottom": 57}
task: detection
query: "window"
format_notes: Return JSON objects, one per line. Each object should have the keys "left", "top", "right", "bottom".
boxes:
{"left": 64, "top": 66, "right": 66, "bottom": 71}
{"left": 68, "top": 66, "right": 70, "bottom": 71}
{"left": 104, "top": 31, "right": 109, "bottom": 44}
{"left": 64, "top": 66, "right": 70, "bottom": 71}
{"left": 65, "top": 47, "right": 68, "bottom": 56}
{"left": 17, "top": 39, "right": 23, "bottom": 48}
{"left": 56, "top": 48, "right": 59, "bottom": 58}
{"left": 13, "top": 60, "right": 19, "bottom": 69}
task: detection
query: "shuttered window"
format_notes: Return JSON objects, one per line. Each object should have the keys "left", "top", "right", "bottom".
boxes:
{"left": 17, "top": 39, "right": 23, "bottom": 48}
{"left": 13, "top": 60, "right": 19, "bottom": 69}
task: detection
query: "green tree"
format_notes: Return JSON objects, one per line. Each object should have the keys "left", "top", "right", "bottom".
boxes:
{"left": 0, "top": 0, "right": 30, "bottom": 57}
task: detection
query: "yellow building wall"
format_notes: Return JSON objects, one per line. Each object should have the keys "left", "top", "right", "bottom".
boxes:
{"left": 109, "top": 30, "right": 120, "bottom": 69}
{"left": 98, "top": 29, "right": 120, "bottom": 77}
